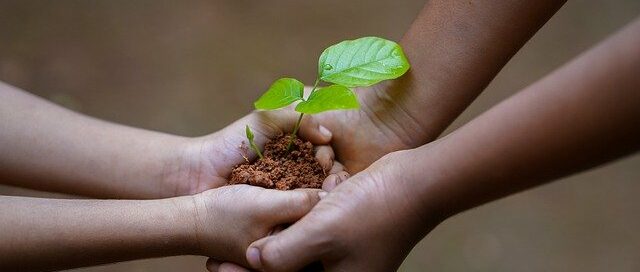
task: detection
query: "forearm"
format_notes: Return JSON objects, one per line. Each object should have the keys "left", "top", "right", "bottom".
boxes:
{"left": 0, "top": 83, "right": 188, "bottom": 198}
{"left": 406, "top": 17, "right": 640, "bottom": 219}
{"left": 366, "top": 0, "right": 566, "bottom": 144}
{"left": 0, "top": 195, "right": 197, "bottom": 271}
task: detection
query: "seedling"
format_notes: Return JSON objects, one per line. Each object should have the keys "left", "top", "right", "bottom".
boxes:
{"left": 248, "top": 36, "right": 410, "bottom": 154}
{"left": 245, "top": 125, "right": 263, "bottom": 159}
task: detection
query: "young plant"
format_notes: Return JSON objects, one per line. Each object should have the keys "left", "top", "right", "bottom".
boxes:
{"left": 245, "top": 125, "right": 263, "bottom": 159}
{"left": 249, "top": 36, "right": 411, "bottom": 154}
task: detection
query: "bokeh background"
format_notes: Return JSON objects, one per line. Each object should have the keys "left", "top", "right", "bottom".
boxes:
{"left": 1, "top": 0, "right": 639, "bottom": 271}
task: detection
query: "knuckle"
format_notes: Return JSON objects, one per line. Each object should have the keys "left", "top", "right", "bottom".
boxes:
{"left": 338, "top": 171, "right": 350, "bottom": 181}
{"left": 330, "top": 162, "right": 344, "bottom": 174}
{"left": 295, "top": 191, "right": 319, "bottom": 209}
{"left": 261, "top": 242, "right": 285, "bottom": 270}
{"left": 303, "top": 115, "right": 318, "bottom": 126}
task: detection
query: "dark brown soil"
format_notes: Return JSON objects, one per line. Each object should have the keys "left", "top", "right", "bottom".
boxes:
{"left": 229, "top": 135, "right": 326, "bottom": 190}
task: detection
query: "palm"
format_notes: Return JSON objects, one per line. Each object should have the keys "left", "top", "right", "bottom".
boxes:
{"left": 246, "top": 151, "right": 434, "bottom": 272}
{"left": 166, "top": 110, "right": 335, "bottom": 196}
{"left": 313, "top": 86, "right": 420, "bottom": 173}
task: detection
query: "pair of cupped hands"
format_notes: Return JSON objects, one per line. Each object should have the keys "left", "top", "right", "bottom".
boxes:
{"left": 164, "top": 88, "right": 431, "bottom": 272}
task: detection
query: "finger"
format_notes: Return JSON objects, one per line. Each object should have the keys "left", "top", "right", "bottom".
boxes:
{"left": 261, "top": 189, "right": 322, "bottom": 223}
{"left": 247, "top": 219, "right": 327, "bottom": 272}
{"left": 206, "top": 259, "right": 220, "bottom": 272}
{"left": 337, "top": 171, "right": 350, "bottom": 183}
{"left": 322, "top": 171, "right": 349, "bottom": 192}
{"left": 268, "top": 224, "right": 286, "bottom": 235}
{"left": 314, "top": 145, "right": 334, "bottom": 172}
{"left": 329, "top": 161, "right": 345, "bottom": 174}
{"left": 206, "top": 259, "right": 252, "bottom": 272}
{"left": 219, "top": 263, "right": 251, "bottom": 272}
{"left": 297, "top": 115, "right": 332, "bottom": 145}
{"left": 322, "top": 174, "right": 339, "bottom": 192}
{"left": 248, "top": 110, "right": 305, "bottom": 145}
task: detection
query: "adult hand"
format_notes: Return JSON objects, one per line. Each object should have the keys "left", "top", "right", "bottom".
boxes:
{"left": 202, "top": 95, "right": 421, "bottom": 271}
{"left": 238, "top": 15, "right": 640, "bottom": 271}
{"left": 243, "top": 149, "right": 442, "bottom": 272}
{"left": 204, "top": 0, "right": 571, "bottom": 268}
{"left": 309, "top": 84, "right": 429, "bottom": 174}
{"left": 285, "top": 0, "right": 567, "bottom": 175}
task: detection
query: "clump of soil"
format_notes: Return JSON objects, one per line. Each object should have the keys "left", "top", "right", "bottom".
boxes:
{"left": 229, "top": 135, "right": 326, "bottom": 190}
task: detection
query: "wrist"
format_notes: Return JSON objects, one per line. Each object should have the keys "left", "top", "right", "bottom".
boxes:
{"left": 90, "top": 128, "right": 192, "bottom": 199}
{"left": 403, "top": 141, "right": 472, "bottom": 224}
{"left": 159, "top": 195, "right": 204, "bottom": 255}
{"left": 360, "top": 83, "right": 433, "bottom": 148}
{"left": 155, "top": 135, "right": 202, "bottom": 198}
{"left": 182, "top": 189, "right": 230, "bottom": 258}
{"left": 381, "top": 147, "right": 452, "bottom": 228}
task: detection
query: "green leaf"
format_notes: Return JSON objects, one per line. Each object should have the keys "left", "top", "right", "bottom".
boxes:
{"left": 245, "top": 125, "right": 254, "bottom": 141}
{"left": 318, "top": 37, "right": 410, "bottom": 87}
{"left": 254, "top": 78, "right": 304, "bottom": 110}
{"left": 295, "top": 85, "right": 360, "bottom": 114}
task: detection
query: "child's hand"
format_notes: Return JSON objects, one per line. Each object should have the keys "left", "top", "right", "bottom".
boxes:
{"left": 189, "top": 185, "right": 323, "bottom": 266}
{"left": 162, "top": 110, "right": 349, "bottom": 196}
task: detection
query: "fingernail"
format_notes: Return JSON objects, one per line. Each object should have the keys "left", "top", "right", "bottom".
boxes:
{"left": 339, "top": 172, "right": 350, "bottom": 181}
{"left": 319, "top": 125, "right": 332, "bottom": 139}
{"left": 322, "top": 175, "right": 338, "bottom": 191}
{"left": 318, "top": 191, "right": 328, "bottom": 199}
{"left": 323, "top": 159, "right": 333, "bottom": 172}
{"left": 247, "top": 247, "right": 262, "bottom": 269}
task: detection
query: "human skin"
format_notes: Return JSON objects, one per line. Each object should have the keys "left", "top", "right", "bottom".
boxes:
{"left": 309, "top": 0, "right": 567, "bottom": 174}
{"left": 0, "top": 79, "right": 346, "bottom": 270}
{"left": 245, "top": 17, "right": 640, "bottom": 272}
{"left": 207, "top": 0, "right": 567, "bottom": 269}
{"left": 0, "top": 185, "right": 324, "bottom": 271}
{"left": 0, "top": 82, "right": 345, "bottom": 198}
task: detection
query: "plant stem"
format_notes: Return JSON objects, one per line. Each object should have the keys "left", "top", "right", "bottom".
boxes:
{"left": 250, "top": 141, "right": 264, "bottom": 159}
{"left": 310, "top": 78, "right": 320, "bottom": 94}
{"left": 287, "top": 78, "right": 320, "bottom": 150}
{"left": 286, "top": 112, "right": 304, "bottom": 150}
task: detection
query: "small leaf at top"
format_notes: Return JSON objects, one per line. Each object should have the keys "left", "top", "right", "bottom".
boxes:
{"left": 318, "top": 37, "right": 410, "bottom": 87}
{"left": 245, "top": 125, "right": 254, "bottom": 141}
{"left": 254, "top": 78, "right": 304, "bottom": 110}
{"left": 295, "top": 85, "right": 360, "bottom": 114}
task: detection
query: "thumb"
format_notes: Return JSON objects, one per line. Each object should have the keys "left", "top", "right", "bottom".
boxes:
{"left": 246, "top": 217, "right": 327, "bottom": 272}
{"left": 206, "top": 259, "right": 250, "bottom": 272}
{"left": 250, "top": 111, "right": 331, "bottom": 145}
{"left": 297, "top": 115, "right": 332, "bottom": 145}
{"left": 263, "top": 189, "right": 323, "bottom": 223}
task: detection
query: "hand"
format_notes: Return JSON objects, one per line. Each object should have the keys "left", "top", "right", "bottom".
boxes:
{"left": 243, "top": 150, "right": 442, "bottom": 272}
{"left": 190, "top": 185, "right": 324, "bottom": 267}
{"left": 203, "top": 91, "right": 430, "bottom": 271}
{"left": 203, "top": 83, "right": 430, "bottom": 272}
{"left": 161, "top": 110, "right": 347, "bottom": 196}
{"left": 307, "top": 84, "right": 430, "bottom": 174}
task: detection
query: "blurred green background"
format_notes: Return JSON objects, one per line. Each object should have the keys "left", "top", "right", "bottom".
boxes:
{"left": 1, "top": 1, "right": 639, "bottom": 271}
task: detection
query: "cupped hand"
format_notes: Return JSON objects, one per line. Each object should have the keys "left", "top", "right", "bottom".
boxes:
{"left": 306, "top": 84, "right": 430, "bottom": 174}
{"left": 167, "top": 83, "right": 429, "bottom": 197}
{"left": 242, "top": 149, "right": 442, "bottom": 272}
{"left": 203, "top": 83, "right": 433, "bottom": 271}
{"left": 190, "top": 185, "right": 325, "bottom": 267}
{"left": 162, "top": 110, "right": 348, "bottom": 197}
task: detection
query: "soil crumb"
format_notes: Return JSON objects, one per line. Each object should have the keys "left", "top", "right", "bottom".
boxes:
{"left": 229, "top": 135, "right": 326, "bottom": 190}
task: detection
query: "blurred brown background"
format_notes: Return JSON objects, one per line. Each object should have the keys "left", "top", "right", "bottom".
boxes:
{"left": 1, "top": 0, "right": 639, "bottom": 271}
